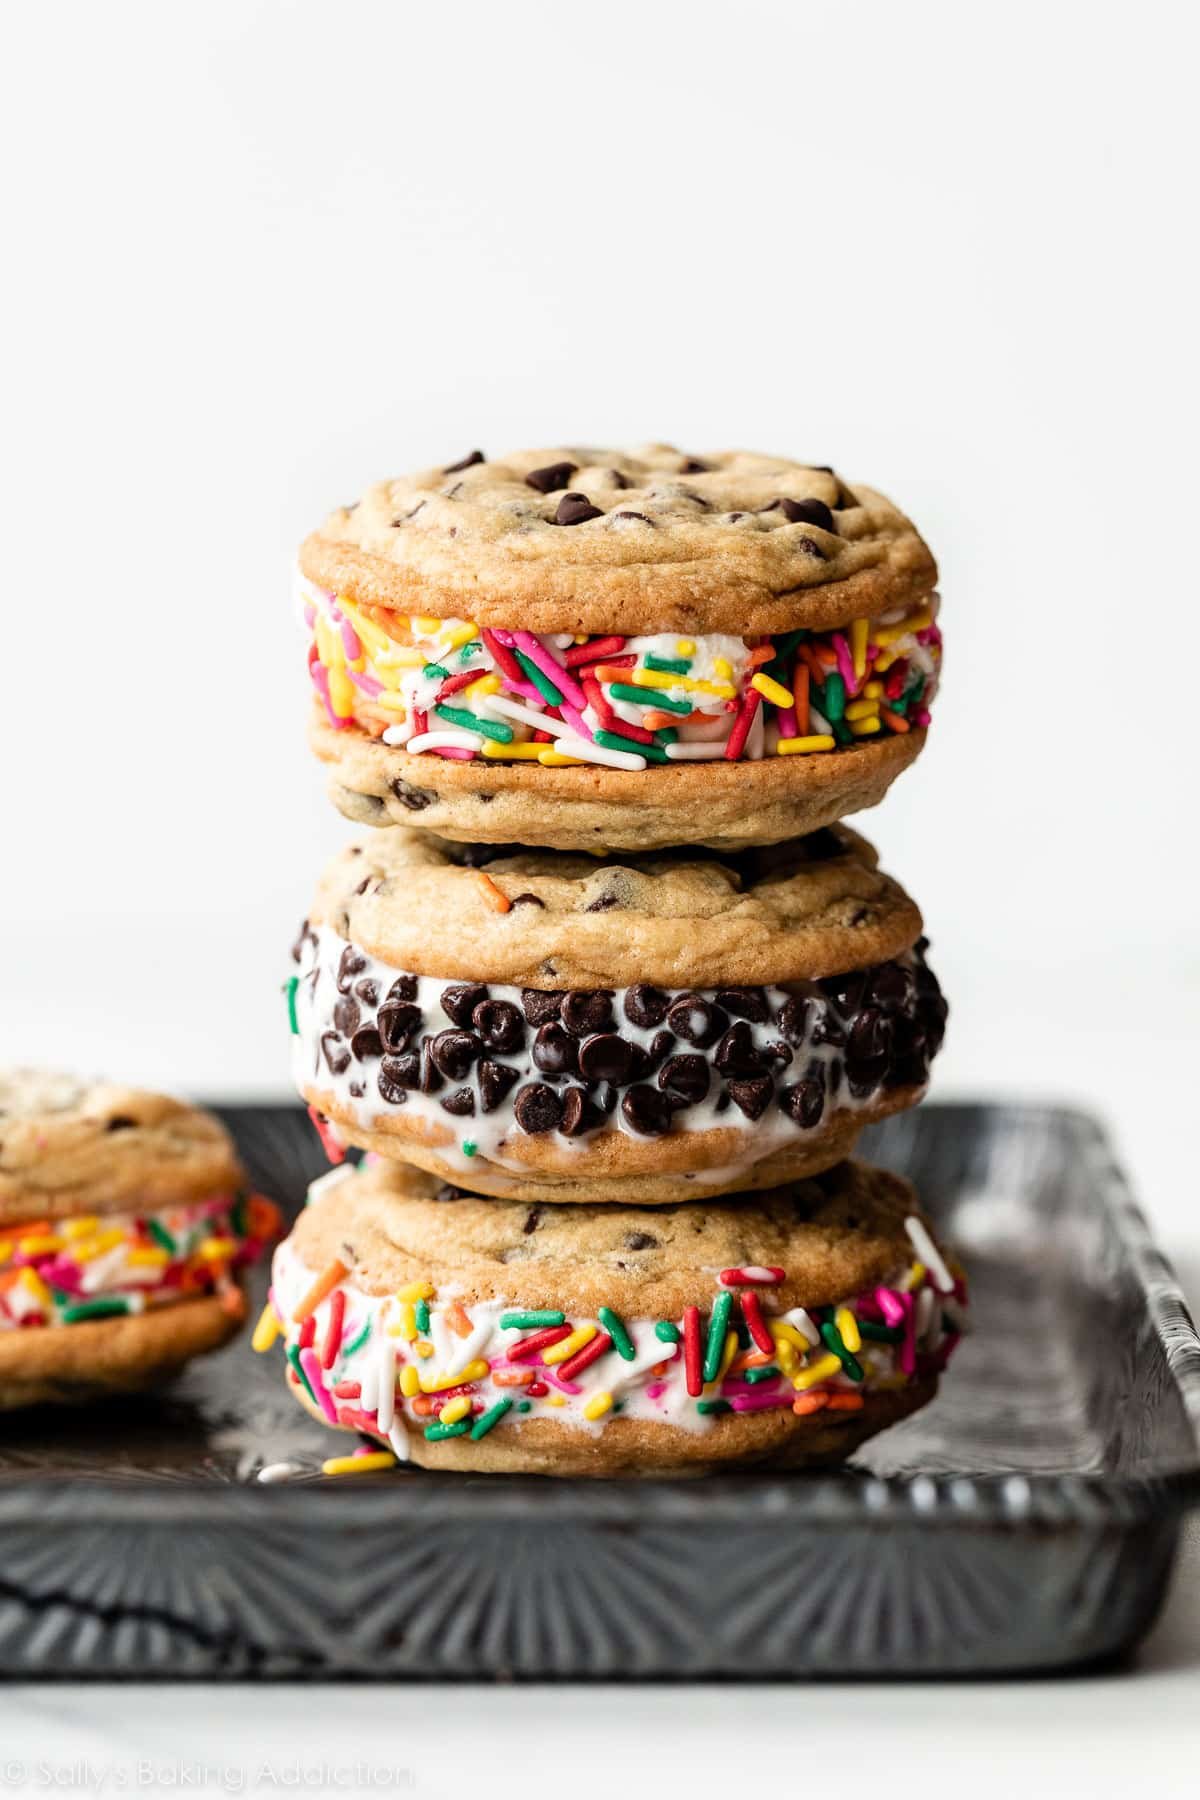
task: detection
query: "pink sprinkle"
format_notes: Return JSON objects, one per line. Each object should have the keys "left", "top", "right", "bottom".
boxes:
{"left": 776, "top": 697, "right": 798, "bottom": 739}
{"left": 913, "top": 706, "right": 932, "bottom": 728}
{"left": 303, "top": 603, "right": 316, "bottom": 628}
{"left": 645, "top": 1381, "right": 666, "bottom": 1401}
{"left": 512, "top": 632, "right": 587, "bottom": 709}
{"left": 832, "top": 632, "right": 859, "bottom": 697}
{"left": 875, "top": 1287, "right": 905, "bottom": 1327}
{"left": 898, "top": 1293, "right": 917, "bottom": 1376}
{"left": 543, "top": 1368, "right": 583, "bottom": 1396}
{"left": 352, "top": 1442, "right": 377, "bottom": 1457}
{"left": 299, "top": 1348, "right": 339, "bottom": 1424}
{"left": 309, "top": 659, "right": 349, "bottom": 731}
{"left": 498, "top": 670, "right": 549, "bottom": 706}
{"left": 339, "top": 620, "right": 363, "bottom": 660}
{"left": 559, "top": 700, "right": 594, "bottom": 742}
{"left": 348, "top": 669, "right": 383, "bottom": 697}
{"left": 492, "top": 629, "right": 517, "bottom": 646}
{"left": 426, "top": 746, "right": 476, "bottom": 760}
{"left": 728, "top": 1389, "right": 794, "bottom": 1414}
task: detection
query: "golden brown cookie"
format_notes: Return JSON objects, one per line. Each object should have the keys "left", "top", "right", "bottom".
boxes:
{"left": 298, "top": 445, "right": 940, "bottom": 851}
{"left": 0, "top": 1071, "right": 281, "bottom": 1407}
{"left": 265, "top": 1158, "right": 964, "bottom": 1476}
{"left": 288, "top": 828, "right": 947, "bottom": 1204}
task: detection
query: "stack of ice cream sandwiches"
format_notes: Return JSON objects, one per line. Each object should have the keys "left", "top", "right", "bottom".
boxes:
{"left": 266, "top": 444, "right": 964, "bottom": 1476}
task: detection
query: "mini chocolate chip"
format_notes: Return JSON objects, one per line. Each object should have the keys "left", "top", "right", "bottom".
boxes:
{"left": 836, "top": 484, "right": 860, "bottom": 508}
{"left": 762, "top": 1039, "right": 793, "bottom": 1067}
{"left": 585, "top": 893, "right": 620, "bottom": 912}
{"left": 714, "top": 1022, "right": 764, "bottom": 1077}
{"left": 523, "top": 1205, "right": 543, "bottom": 1233}
{"left": 354, "top": 977, "right": 380, "bottom": 1007}
{"left": 378, "top": 1056, "right": 417, "bottom": 1104}
{"left": 525, "top": 461, "right": 577, "bottom": 494}
{"left": 715, "top": 987, "right": 770, "bottom": 1023}
{"left": 387, "top": 974, "right": 418, "bottom": 1003}
{"left": 666, "top": 994, "right": 728, "bottom": 1049}
{"left": 333, "top": 996, "right": 361, "bottom": 1035}
{"left": 560, "top": 1086, "right": 604, "bottom": 1136}
{"left": 291, "top": 920, "right": 317, "bottom": 965}
{"left": 443, "top": 449, "right": 484, "bottom": 472}
{"left": 440, "top": 983, "right": 488, "bottom": 1026}
{"left": 532, "top": 1021, "right": 578, "bottom": 1076}
{"left": 430, "top": 1028, "right": 480, "bottom": 1081}
{"left": 680, "top": 456, "right": 709, "bottom": 473}
{"left": 354, "top": 878, "right": 371, "bottom": 896}
{"left": 621, "top": 1085, "right": 672, "bottom": 1137}
{"left": 578, "top": 1032, "right": 633, "bottom": 1084}
{"left": 780, "top": 1080, "right": 825, "bottom": 1128}
{"left": 554, "top": 492, "right": 603, "bottom": 526}
{"left": 349, "top": 1026, "right": 383, "bottom": 1062}
{"left": 321, "top": 1033, "right": 351, "bottom": 1076}
{"left": 714, "top": 1090, "right": 731, "bottom": 1114}
{"left": 624, "top": 983, "right": 669, "bottom": 1028}
{"left": 780, "top": 497, "right": 834, "bottom": 531}
{"left": 623, "top": 1230, "right": 658, "bottom": 1251}
{"left": 478, "top": 1059, "right": 521, "bottom": 1113}
{"left": 867, "top": 962, "right": 913, "bottom": 1009}
{"left": 440, "top": 1087, "right": 476, "bottom": 1117}
{"left": 795, "top": 535, "right": 826, "bottom": 560}
{"left": 348, "top": 1080, "right": 364, "bottom": 1098}
{"left": 510, "top": 892, "right": 545, "bottom": 909}
{"left": 610, "top": 510, "right": 656, "bottom": 526}
{"left": 513, "top": 1083, "right": 564, "bottom": 1134}
{"left": 378, "top": 1000, "right": 422, "bottom": 1053}
{"left": 390, "top": 778, "right": 433, "bottom": 811}
{"left": 657, "top": 1054, "right": 710, "bottom": 1106}
{"left": 726, "top": 1074, "right": 774, "bottom": 1120}
{"left": 821, "top": 970, "right": 868, "bottom": 1015}
{"left": 472, "top": 999, "right": 525, "bottom": 1054}
{"left": 106, "top": 1115, "right": 136, "bottom": 1132}
{"left": 336, "top": 945, "right": 367, "bottom": 993}
{"left": 646, "top": 1028, "right": 676, "bottom": 1070}
{"left": 419, "top": 1037, "right": 445, "bottom": 1094}
{"left": 521, "top": 988, "right": 563, "bottom": 1025}
{"left": 562, "top": 990, "right": 615, "bottom": 1038}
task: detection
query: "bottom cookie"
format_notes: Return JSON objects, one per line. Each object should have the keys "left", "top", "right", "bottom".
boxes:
{"left": 261, "top": 1158, "right": 965, "bottom": 1478}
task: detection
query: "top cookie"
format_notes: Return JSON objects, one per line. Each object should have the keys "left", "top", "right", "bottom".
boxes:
{"left": 299, "top": 445, "right": 936, "bottom": 636}
{"left": 0, "top": 1071, "right": 246, "bottom": 1225}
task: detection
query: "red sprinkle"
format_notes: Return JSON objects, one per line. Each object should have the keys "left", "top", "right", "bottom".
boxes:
{"left": 563, "top": 635, "right": 626, "bottom": 667}
{"left": 338, "top": 1407, "right": 383, "bottom": 1435}
{"left": 739, "top": 1290, "right": 774, "bottom": 1355}
{"left": 723, "top": 685, "right": 762, "bottom": 760}
{"left": 525, "top": 1381, "right": 549, "bottom": 1397}
{"left": 480, "top": 628, "right": 525, "bottom": 684}
{"left": 332, "top": 1380, "right": 361, "bottom": 1399}
{"left": 320, "top": 1288, "right": 346, "bottom": 1369}
{"left": 556, "top": 1329, "right": 614, "bottom": 1382}
{"left": 506, "top": 1324, "right": 573, "bottom": 1362}
{"left": 582, "top": 673, "right": 656, "bottom": 743}
{"left": 683, "top": 1305, "right": 703, "bottom": 1396}
{"left": 435, "top": 668, "right": 481, "bottom": 701}
{"left": 298, "top": 1315, "right": 317, "bottom": 1351}
{"left": 719, "top": 1266, "right": 786, "bottom": 1288}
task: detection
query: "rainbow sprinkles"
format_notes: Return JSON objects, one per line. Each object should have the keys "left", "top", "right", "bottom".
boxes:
{"left": 299, "top": 576, "right": 941, "bottom": 772}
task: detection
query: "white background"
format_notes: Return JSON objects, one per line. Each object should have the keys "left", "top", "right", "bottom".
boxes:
{"left": 1, "top": 0, "right": 1197, "bottom": 1783}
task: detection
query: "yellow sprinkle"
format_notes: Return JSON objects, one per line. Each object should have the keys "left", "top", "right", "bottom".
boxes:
{"left": 413, "top": 616, "right": 442, "bottom": 636}
{"left": 844, "top": 698, "right": 880, "bottom": 722}
{"left": 392, "top": 1301, "right": 415, "bottom": 1341}
{"left": 439, "top": 1396, "right": 471, "bottom": 1425}
{"left": 849, "top": 717, "right": 881, "bottom": 737}
{"left": 463, "top": 673, "right": 501, "bottom": 700}
{"left": 835, "top": 1306, "right": 862, "bottom": 1353}
{"left": 70, "top": 1228, "right": 125, "bottom": 1263}
{"left": 415, "top": 1340, "right": 435, "bottom": 1359}
{"left": 336, "top": 600, "right": 390, "bottom": 655}
{"left": 776, "top": 735, "right": 836, "bottom": 755}
{"left": 543, "top": 1324, "right": 597, "bottom": 1365}
{"left": 421, "top": 1358, "right": 490, "bottom": 1394}
{"left": 17, "top": 1234, "right": 63, "bottom": 1257}
{"left": 322, "top": 1452, "right": 397, "bottom": 1477}
{"left": 871, "top": 1372, "right": 911, "bottom": 1392}
{"left": 538, "top": 748, "right": 585, "bottom": 766}
{"left": 632, "top": 668, "right": 735, "bottom": 699}
{"left": 573, "top": 634, "right": 589, "bottom": 645}
{"left": 770, "top": 1319, "right": 814, "bottom": 1353}
{"left": 751, "top": 672, "right": 794, "bottom": 708}
{"left": 251, "top": 1302, "right": 280, "bottom": 1352}
{"left": 128, "top": 1247, "right": 169, "bottom": 1267}
{"left": 370, "top": 689, "right": 409, "bottom": 711}
{"left": 863, "top": 680, "right": 884, "bottom": 699}
{"left": 545, "top": 1391, "right": 566, "bottom": 1407}
{"left": 482, "top": 741, "right": 544, "bottom": 759}
{"left": 399, "top": 1364, "right": 421, "bottom": 1398}
{"left": 314, "top": 615, "right": 341, "bottom": 668}
{"left": 0, "top": 1244, "right": 11, "bottom": 1267}
{"left": 899, "top": 1262, "right": 926, "bottom": 1293}
{"left": 583, "top": 1391, "right": 613, "bottom": 1421}
{"left": 18, "top": 1268, "right": 52, "bottom": 1308}
{"left": 440, "top": 622, "right": 478, "bottom": 650}
{"left": 713, "top": 656, "right": 733, "bottom": 679}
{"left": 850, "top": 616, "right": 870, "bottom": 680}
{"left": 197, "top": 1237, "right": 237, "bottom": 1263}
{"left": 873, "top": 607, "right": 933, "bottom": 647}
{"left": 376, "top": 646, "right": 425, "bottom": 669}
{"left": 872, "top": 647, "right": 898, "bottom": 673}
{"left": 63, "top": 1217, "right": 100, "bottom": 1241}
{"left": 327, "top": 665, "right": 356, "bottom": 718}
{"left": 397, "top": 1279, "right": 435, "bottom": 1303}
{"left": 704, "top": 1329, "right": 739, "bottom": 1396}
{"left": 792, "top": 1352, "right": 843, "bottom": 1392}
{"left": 676, "top": 639, "right": 697, "bottom": 656}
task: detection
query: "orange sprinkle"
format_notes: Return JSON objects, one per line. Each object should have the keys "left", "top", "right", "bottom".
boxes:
{"left": 796, "top": 644, "right": 828, "bottom": 684}
{"left": 411, "top": 1394, "right": 439, "bottom": 1417}
{"left": 651, "top": 1360, "right": 672, "bottom": 1378}
{"left": 826, "top": 1392, "right": 866, "bottom": 1411}
{"left": 474, "top": 871, "right": 511, "bottom": 914}
{"left": 793, "top": 1392, "right": 831, "bottom": 1416}
{"left": 246, "top": 1195, "right": 284, "bottom": 1241}
{"left": 793, "top": 664, "right": 810, "bottom": 736}
{"left": 0, "top": 1219, "right": 51, "bottom": 1242}
{"left": 728, "top": 1347, "right": 774, "bottom": 1377}
{"left": 641, "top": 709, "right": 714, "bottom": 730}
{"left": 362, "top": 606, "right": 416, "bottom": 645}
{"left": 746, "top": 645, "right": 775, "bottom": 668}
{"left": 880, "top": 707, "right": 911, "bottom": 734}
{"left": 220, "top": 1284, "right": 248, "bottom": 1320}
{"left": 445, "top": 1300, "right": 474, "bottom": 1339}
{"left": 492, "top": 1366, "right": 535, "bottom": 1387}
{"left": 292, "top": 1258, "right": 349, "bottom": 1323}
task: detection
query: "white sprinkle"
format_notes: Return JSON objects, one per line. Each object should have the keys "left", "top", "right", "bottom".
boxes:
{"left": 781, "top": 1305, "right": 821, "bottom": 1346}
{"left": 376, "top": 1334, "right": 396, "bottom": 1433}
{"left": 904, "top": 1215, "right": 955, "bottom": 1294}
{"left": 257, "top": 1461, "right": 307, "bottom": 1484}
{"left": 915, "top": 1284, "right": 936, "bottom": 1341}
{"left": 405, "top": 729, "right": 485, "bottom": 754}
{"left": 388, "top": 1419, "right": 411, "bottom": 1463}
{"left": 480, "top": 692, "right": 574, "bottom": 737}
{"left": 809, "top": 704, "right": 832, "bottom": 735}
{"left": 381, "top": 720, "right": 415, "bottom": 746}
{"left": 552, "top": 735, "right": 646, "bottom": 771}
{"left": 746, "top": 702, "right": 765, "bottom": 760}
{"left": 306, "top": 1163, "right": 357, "bottom": 1207}
{"left": 664, "top": 739, "right": 731, "bottom": 760}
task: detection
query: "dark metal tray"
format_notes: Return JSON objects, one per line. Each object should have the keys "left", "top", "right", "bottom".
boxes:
{"left": 0, "top": 1101, "right": 1196, "bottom": 1680}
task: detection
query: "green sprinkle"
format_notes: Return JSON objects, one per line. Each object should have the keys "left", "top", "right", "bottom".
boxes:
{"left": 696, "top": 1398, "right": 731, "bottom": 1415}
{"left": 424, "top": 1419, "right": 471, "bottom": 1441}
{"left": 598, "top": 1306, "right": 636, "bottom": 1362}
{"left": 285, "top": 975, "right": 300, "bottom": 1036}
{"left": 832, "top": 719, "right": 853, "bottom": 745}
{"left": 819, "top": 1319, "right": 864, "bottom": 1382}
{"left": 514, "top": 649, "right": 564, "bottom": 708}
{"left": 859, "top": 1319, "right": 903, "bottom": 1343}
{"left": 762, "top": 628, "right": 809, "bottom": 681}
{"left": 652, "top": 727, "right": 678, "bottom": 746}
{"left": 462, "top": 1139, "right": 477, "bottom": 1158}
{"left": 501, "top": 1309, "right": 565, "bottom": 1330}
{"left": 612, "top": 1399, "right": 625, "bottom": 1413}
{"left": 422, "top": 662, "right": 449, "bottom": 680}
{"left": 61, "top": 1297, "right": 132, "bottom": 1324}
{"left": 147, "top": 1218, "right": 176, "bottom": 1256}
{"left": 517, "top": 1400, "right": 532, "bottom": 1413}
{"left": 655, "top": 1320, "right": 681, "bottom": 1344}
{"left": 415, "top": 1299, "right": 431, "bottom": 1334}
{"left": 734, "top": 1320, "right": 752, "bottom": 1349}
{"left": 608, "top": 682, "right": 692, "bottom": 716}
{"left": 594, "top": 728, "right": 669, "bottom": 763}
{"left": 744, "top": 1363, "right": 781, "bottom": 1385}
{"left": 823, "top": 672, "right": 846, "bottom": 722}
{"left": 287, "top": 1344, "right": 317, "bottom": 1404}
{"left": 702, "top": 1290, "right": 733, "bottom": 1384}
{"left": 341, "top": 1317, "right": 372, "bottom": 1359}
{"left": 457, "top": 640, "right": 483, "bottom": 663}
{"left": 470, "top": 1398, "right": 513, "bottom": 1440}
{"left": 435, "top": 702, "right": 513, "bottom": 743}
{"left": 643, "top": 654, "right": 691, "bottom": 675}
